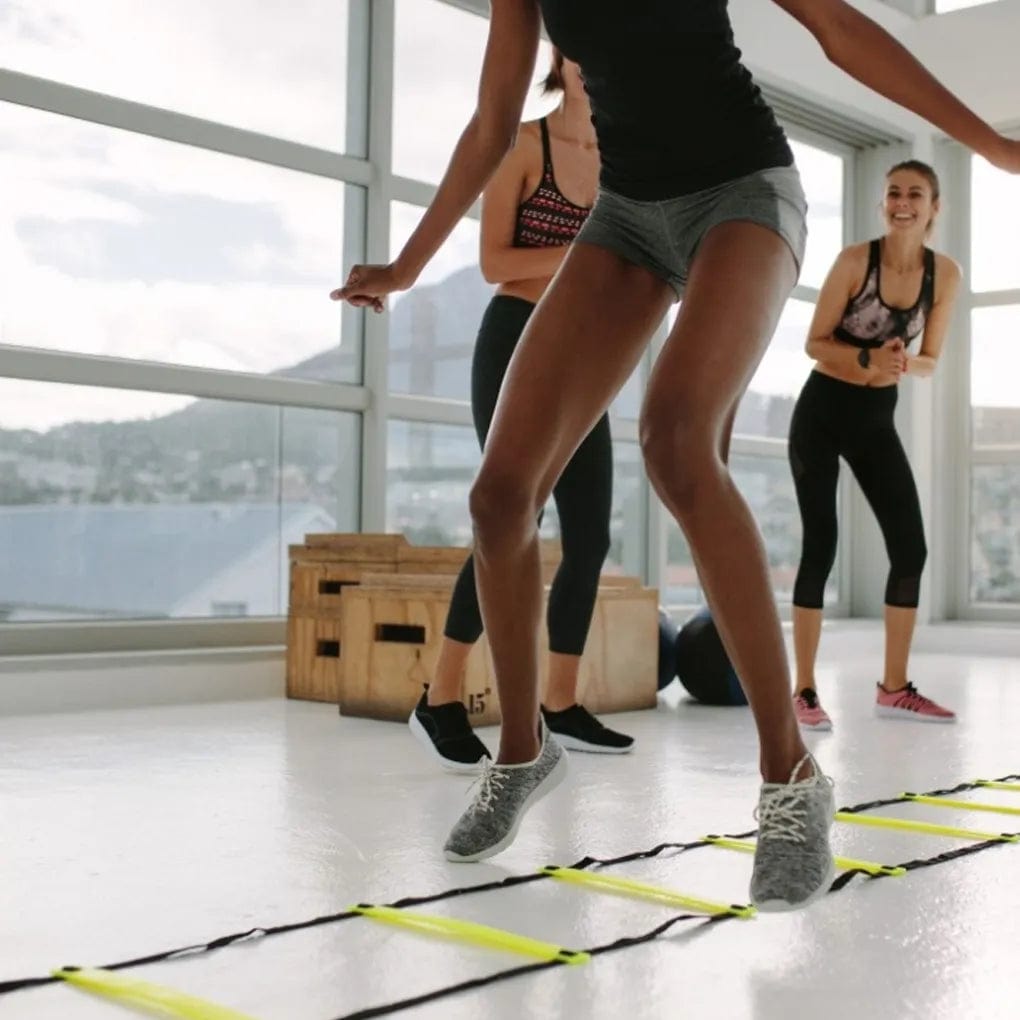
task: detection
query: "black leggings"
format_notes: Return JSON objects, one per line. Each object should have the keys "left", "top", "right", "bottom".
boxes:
{"left": 444, "top": 295, "right": 613, "bottom": 656}
{"left": 789, "top": 371, "right": 926, "bottom": 610}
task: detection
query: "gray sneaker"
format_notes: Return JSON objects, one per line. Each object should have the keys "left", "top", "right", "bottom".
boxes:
{"left": 443, "top": 724, "right": 568, "bottom": 862}
{"left": 750, "top": 753, "right": 836, "bottom": 912}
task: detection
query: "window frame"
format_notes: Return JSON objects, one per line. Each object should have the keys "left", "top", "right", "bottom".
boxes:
{"left": 1, "top": 0, "right": 880, "bottom": 654}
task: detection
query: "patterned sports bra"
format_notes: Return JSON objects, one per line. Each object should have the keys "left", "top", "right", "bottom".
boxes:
{"left": 512, "top": 118, "right": 591, "bottom": 248}
{"left": 835, "top": 238, "right": 936, "bottom": 350}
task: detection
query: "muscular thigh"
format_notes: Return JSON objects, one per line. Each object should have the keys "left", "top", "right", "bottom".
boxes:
{"left": 643, "top": 221, "right": 798, "bottom": 433}
{"left": 480, "top": 242, "right": 673, "bottom": 502}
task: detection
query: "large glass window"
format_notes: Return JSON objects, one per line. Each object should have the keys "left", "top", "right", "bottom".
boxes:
{"left": 393, "top": 0, "right": 555, "bottom": 185}
{"left": 0, "top": 378, "right": 359, "bottom": 622}
{"left": 0, "top": 102, "right": 362, "bottom": 382}
{"left": 966, "top": 148, "right": 1020, "bottom": 608}
{"left": 386, "top": 419, "right": 479, "bottom": 547}
{"left": 737, "top": 298, "right": 816, "bottom": 440}
{"left": 2, "top": 0, "right": 351, "bottom": 150}
{"left": 935, "top": 1, "right": 997, "bottom": 12}
{"left": 662, "top": 454, "right": 838, "bottom": 607}
{"left": 537, "top": 440, "right": 646, "bottom": 577}
{"left": 388, "top": 203, "right": 488, "bottom": 400}
{"left": 969, "top": 159, "right": 1020, "bottom": 293}
{"left": 790, "top": 139, "right": 845, "bottom": 290}
{"left": 969, "top": 304, "right": 1020, "bottom": 603}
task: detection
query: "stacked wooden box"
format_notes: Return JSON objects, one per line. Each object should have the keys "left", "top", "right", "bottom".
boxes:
{"left": 286, "top": 533, "right": 658, "bottom": 726}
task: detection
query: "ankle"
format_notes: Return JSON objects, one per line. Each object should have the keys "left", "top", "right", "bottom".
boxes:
{"left": 427, "top": 681, "right": 462, "bottom": 707}
{"left": 760, "top": 736, "right": 810, "bottom": 784}
{"left": 497, "top": 722, "right": 542, "bottom": 765}
{"left": 542, "top": 697, "right": 575, "bottom": 713}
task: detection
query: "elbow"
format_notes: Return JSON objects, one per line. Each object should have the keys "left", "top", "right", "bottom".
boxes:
{"left": 473, "top": 110, "right": 519, "bottom": 162}
{"left": 480, "top": 258, "right": 503, "bottom": 285}
{"left": 480, "top": 249, "right": 512, "bottom": 284}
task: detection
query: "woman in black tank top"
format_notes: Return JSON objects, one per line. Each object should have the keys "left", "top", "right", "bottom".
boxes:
{"left": 333, "top": 0, "right": 1020, "bottom": 909}
{"left": 788, "top": 161, "right": 963, "bottom": 731}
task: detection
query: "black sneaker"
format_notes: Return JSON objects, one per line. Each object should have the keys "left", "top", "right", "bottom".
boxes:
{"left": 540, "top": 704, "right": 634, "bottom": 754}
{"left": 408, "top": 689, "right": 491, "bottom": 774}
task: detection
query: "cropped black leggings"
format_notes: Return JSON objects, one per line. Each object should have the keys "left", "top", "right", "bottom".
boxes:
{"left": 444, "top": 295, "right": 613, "bottom": 655}
{"left": 789, "top": 371, "right": 926, "bottom": 610}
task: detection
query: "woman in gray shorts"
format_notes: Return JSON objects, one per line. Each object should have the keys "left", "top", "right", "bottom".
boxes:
{"left": 334, "top": 0, "right": 1020, "bottom": 911}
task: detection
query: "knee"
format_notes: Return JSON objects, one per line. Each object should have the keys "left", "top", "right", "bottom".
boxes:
{"left": 469, "top": 469, "right": 537, "bottom": 542}
{"left": 892, "top": 536, "right": 927, "bottom": 579}
{"left": 560, "top": 521, "right": 611, "bottom": 572}
{"left": 801, "top": 525, "right": 838, "bottom": 569}
{"left": 639, "top": 415, "right": 719, "bottom": 518}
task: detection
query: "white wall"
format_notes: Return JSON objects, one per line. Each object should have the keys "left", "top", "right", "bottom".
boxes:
{"left": 733, "top": 0, "right": 1020, "bottom": 135}
{"left": 734, "top": 1, "right": 925, "bottom": 136}
{"left": 912, "top": 1, "right": 1020, "bottom": 129}
{"left": 0, "top": 648, "right": 285, "bottom": 715}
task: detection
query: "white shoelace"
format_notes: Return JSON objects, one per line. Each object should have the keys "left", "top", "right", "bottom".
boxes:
{"left": 754, "top": 787, "right": 810, "bottom": 845}
{"left": 469, "top": 758, "right": 508, "bottom": 814}
{"left": 754, "top": 754, "right": 833, "bottom": 845}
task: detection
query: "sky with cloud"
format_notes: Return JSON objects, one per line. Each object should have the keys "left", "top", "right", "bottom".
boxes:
{"left": 1, "top": 0, "right": 1017, "bottom": 435}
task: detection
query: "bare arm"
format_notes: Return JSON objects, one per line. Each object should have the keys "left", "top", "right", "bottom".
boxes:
{"left": 332, "top": 0, "right": 542, "bottom": 308}
{"left": 772, "top": 0, "right": 1020, "bottom": 172}
{"left": 805, "top": 247, "right": 906, "bottom": 379}
{"left": 479, "top": 127, "right": 568, "bottom": 285}
{"left": 906, "top": 255, "right": 963, "bottom": 379}
{"left": 804, "top": 248, "right": 871, "bottom": 372}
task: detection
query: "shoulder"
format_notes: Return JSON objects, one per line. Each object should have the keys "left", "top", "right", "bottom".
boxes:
{"left": 932, "top": 251, "right": 962, "bottom": 283}
{"left": 830, "top": 241, "right": 871, "bottom": 281}
{"left": 515, "top": 119, "right": 545, "bottom": 154}
{"left": 500, "top": 119, "right": 543, "bottom": 170}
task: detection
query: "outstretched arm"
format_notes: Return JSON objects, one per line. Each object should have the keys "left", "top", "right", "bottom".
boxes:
{"left": 332, "top": 0, "right": 542, "bottom": 309}
{"left": 772, "top": 0, "right": 1020, "bottom": 173}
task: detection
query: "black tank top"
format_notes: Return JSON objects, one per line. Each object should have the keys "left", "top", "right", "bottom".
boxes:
{"left": 512, "top": 118, "right": 591, "bottom": 248}
{"left": 536, "top": 0, "right": 792, "bottom": 200}
{"left": 835, "top": 240, "right": 936, "bottom": 350}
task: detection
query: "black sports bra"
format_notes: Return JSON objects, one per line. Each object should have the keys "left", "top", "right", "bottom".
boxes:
{"left": 835, "top": 239, "right": 935, "bottom": 350}
{"left": 512, "top": 118, "right": 591, "bottom": 248}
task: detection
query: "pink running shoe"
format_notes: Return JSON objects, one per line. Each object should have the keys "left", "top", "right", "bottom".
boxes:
{"left": 875, "top": 682, "right": 956, "bottom": 723}
{"left": 794, "top": 689, "right": 832, "bottom": 731}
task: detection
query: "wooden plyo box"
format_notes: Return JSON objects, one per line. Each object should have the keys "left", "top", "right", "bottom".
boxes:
{"left": 285, "top": 533, "right": 562, "bottom": 704}
{"left": 337, "top": 573, "right": 659, "bottom": 726}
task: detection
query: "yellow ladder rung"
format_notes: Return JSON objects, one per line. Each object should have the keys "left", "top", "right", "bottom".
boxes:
{"left": 834, "top": 812, "right": 1019, "bottom": 842}
{"left": 704, "top": 835, "right": 906, "bottom": 877}
{"left": 976, "top": 781, "right": 1020, "bottom": 792}
{"left": 540, "top": 865, "right": 755, "bottom": 918}
{"left": 351, "top": 905, "right": 588, "bottom": 964}
{"left": 904, "top": 793, "right": 1020, "bottom": 817}
{"left": 53, "top": 968, "right": 260, "bottom": 1019}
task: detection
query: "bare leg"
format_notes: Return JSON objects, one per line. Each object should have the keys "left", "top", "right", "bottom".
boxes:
{"left": 793, "top": 606, "right": 824, "bottom": 693}
{"left": 544, "top": 652, "right": 582, "bottom": 712}
{"left": 640, "top": 221, "right": 808, "bottom": 783}
{"left": 429, "top": 638, "right": 472, "bottom": 705}
{"left": 469, "top": 243, "right": 673, "bottom": 764}
{"left": 883, "top": 605, "right": 917, "bottom": 691}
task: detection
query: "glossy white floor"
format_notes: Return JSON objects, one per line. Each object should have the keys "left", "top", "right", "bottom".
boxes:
{"left": 3, "top": 636, "right": 1020, "bottom": 1020}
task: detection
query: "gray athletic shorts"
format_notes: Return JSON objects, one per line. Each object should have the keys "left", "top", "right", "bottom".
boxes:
{"left": 574, "top": 165, "right": 808, "bottom": 300}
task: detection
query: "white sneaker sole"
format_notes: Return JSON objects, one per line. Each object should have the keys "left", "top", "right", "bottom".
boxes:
{"left": 408, "top": 710, "right": 487, "bottom": 774}
{"left": 874, "top": 705, "right": 957, "bottom": 724}
{"left": 797, "top": 718, "right": 833, "bottom": 732}
{"left": 443, "top": 750, "right": 569, "bottom": 863}
{"left": 553, "top": 732, "right": 635, "bottom": 754}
